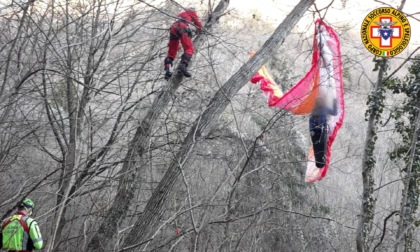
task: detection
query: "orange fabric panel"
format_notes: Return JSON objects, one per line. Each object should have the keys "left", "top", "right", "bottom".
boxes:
{"left": 290, "top": 74, "right": 320, "bottom": 115}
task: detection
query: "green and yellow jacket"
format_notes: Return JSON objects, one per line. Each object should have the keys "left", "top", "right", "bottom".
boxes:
{"left": 1, "top": 211, "right": 43, "bottom": 251}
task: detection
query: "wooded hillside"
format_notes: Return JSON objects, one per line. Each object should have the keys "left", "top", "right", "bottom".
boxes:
{"left": 0, "top": 0, "right": 419, "bottom": 251}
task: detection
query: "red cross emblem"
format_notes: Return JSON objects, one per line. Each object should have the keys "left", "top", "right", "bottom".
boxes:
{"left": 370, "top": 16, "right": 401, "bottom": 48}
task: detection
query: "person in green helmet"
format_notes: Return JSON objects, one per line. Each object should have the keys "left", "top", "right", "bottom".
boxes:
{"left": 1, "top": 198, "right": 43, "bottom": 251}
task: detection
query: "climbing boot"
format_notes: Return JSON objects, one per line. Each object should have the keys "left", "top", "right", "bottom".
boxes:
{"left": 165, "top": 64, "right": 173, "bottom": 80}
{"left": 177, "top": 62, "right": 192, "bottom": 77}
{"left": 164, "top": 57, "right": 174, "bottom": 80}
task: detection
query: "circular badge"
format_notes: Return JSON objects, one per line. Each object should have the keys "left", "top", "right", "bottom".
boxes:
{"left": 361, "top": 7, "right": 410, "bottom": 57}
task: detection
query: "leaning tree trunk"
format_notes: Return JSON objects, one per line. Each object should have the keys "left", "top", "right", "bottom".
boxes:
{"left": 394, "top": 91, "right": 420, "bottom": 252}
{"left": 86, "top": 1, "right": 231, "bottom": 251}
{"left": 120, "top": 0, "right": 314, "bottom": 250}
{"left": 356, "top": 58, "right": 387, "bottom": 252}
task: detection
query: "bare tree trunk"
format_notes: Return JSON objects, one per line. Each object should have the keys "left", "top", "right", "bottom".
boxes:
{"left": 120, "top": 0, "right": 314, "bottom": 250}
{"left": 47, "top": 0, "right": 78, "bottom": 249}
{"left": 0, "top": 0, "right": 33, "bottom": 101}
{"left": 394, "top": 92, "right": 420, "bottom": 252}
{"left": 356, "top": 58, "right": 387, "bottom": 252}
{"left": 86, "top": 1, "right": 231, "bottom": 251}
{"left": 356, "top": 4, "right": 407, "bottom": 250}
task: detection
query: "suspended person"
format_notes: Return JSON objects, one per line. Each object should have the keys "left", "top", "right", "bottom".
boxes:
{"left": 309, "top": 97, "right": 337, "bottom": 168}
{"left": 1, "top": 198, "right": 43, "bottom": 251}
{"left": 164, "top": 7, "right": 203, "bottom": 80}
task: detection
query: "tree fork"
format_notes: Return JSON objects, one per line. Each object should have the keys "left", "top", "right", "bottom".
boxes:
{"left": 121, "top": 0, "right": 314, "bottom": 250}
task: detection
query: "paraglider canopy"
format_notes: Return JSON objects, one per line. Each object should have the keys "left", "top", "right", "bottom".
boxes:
{"left": 250, "top": 19, "right": 344, "bottom": 182}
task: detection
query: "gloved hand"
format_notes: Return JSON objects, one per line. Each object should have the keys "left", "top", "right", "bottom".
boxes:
{"left": 310, "top": 131, "right": 315, "bottom": 137}
{"left": 186, "top": 28, "right": 193, "bottom": 37}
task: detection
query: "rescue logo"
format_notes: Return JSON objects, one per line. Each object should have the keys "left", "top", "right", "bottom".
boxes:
{"left": 361, "top": 7, "right": 410, "bottom": 57}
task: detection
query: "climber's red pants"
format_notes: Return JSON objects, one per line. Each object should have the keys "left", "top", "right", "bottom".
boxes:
{"left": 167, "top": 22, "right": 194, "bottom": 60}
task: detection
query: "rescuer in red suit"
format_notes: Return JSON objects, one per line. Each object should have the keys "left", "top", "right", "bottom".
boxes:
{"left": 164, "top": 8, "right": 203, "bottom": 80}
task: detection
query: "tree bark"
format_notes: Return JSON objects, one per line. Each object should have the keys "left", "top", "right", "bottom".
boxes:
{"left": 0, "top": 0, "right": 33, "bottom": 101}
{"left": 120, "top": 0, "right": 314, "bottom": 250}
{"left": 356, "top": 58, "right": 387, "bottom": 252}
{"left": 86, "top": 1, "right": 231, "bottom": 251}
{"left": 394, "top": 88, "right": 420, "bottom": 252}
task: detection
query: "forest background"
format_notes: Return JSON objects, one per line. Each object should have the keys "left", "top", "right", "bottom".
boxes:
{"left": 1, "top": 0, "right": 420, "bottom": 251}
